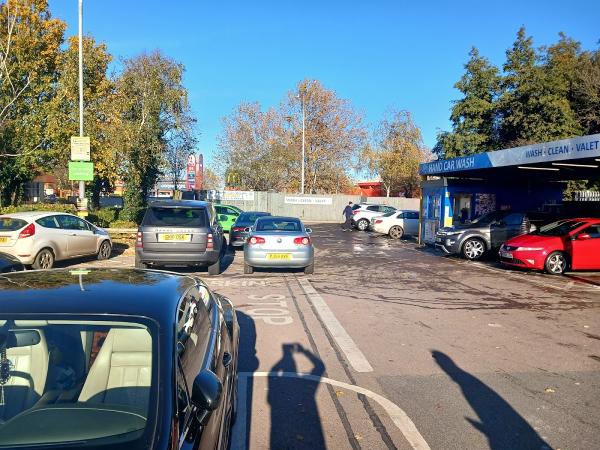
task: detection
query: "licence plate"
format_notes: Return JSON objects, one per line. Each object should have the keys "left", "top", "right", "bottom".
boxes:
{"left": 500, "top": 251, "right": 513, "bottom": 259}
{"left": 266, "top": 253, "right": 292, "bottom": 260}
{"left": 0, "top": 236, "right": 9, "bottom": 244}
{"left": 158, "top": 233, "right": 191, "bottom": 242}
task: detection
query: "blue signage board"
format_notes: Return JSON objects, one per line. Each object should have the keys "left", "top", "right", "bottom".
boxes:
{"left": 420, "top": 133, "right": 600, "bottom": 175}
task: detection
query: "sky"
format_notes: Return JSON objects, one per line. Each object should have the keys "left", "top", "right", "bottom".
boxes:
{"left": 49, "top": 0, "right": 600, "bottom": 168}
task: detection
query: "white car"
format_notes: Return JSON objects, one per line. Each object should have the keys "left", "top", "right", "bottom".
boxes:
{"left": 0, "top": 212, "right": 112, "bottom": 269}
{"left": 351, "top": 203, "right": 397, "bottom": 231}
{"left": 371, "top": 210, "right": 420, "bottom": 239}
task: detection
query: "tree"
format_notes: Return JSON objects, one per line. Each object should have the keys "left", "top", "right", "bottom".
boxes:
{"left": 436, "top": 48, "right": 501, "bottom": 158}
{"left": 365, "top": 110, "right": 430, "bottom": 197}
{"left": 572, "top": 47, "right": 600, "bottom": 135}
{"left": 203, "top": 167, "right": 222, "bottom": 190}
{"left": 163, "top": 121, "right": 197, "bottom": 191}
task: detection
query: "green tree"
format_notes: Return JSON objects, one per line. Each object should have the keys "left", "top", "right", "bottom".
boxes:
{"left": 436, "top": 48, "right": 501, "bottom": 158}
{"left": 572, "top": 47, "right": 600, "bottom": 135}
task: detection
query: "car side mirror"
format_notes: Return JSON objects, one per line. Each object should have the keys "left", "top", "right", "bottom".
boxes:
{"left": 191, "top": 369, "right": 222, "bottom": 418}
{"left": 577, "top": 233, "right": 591, "bottom": 241}
{"left": 305, "top": 228, "right": 312, "bottom": 234}
{"left": 244, "top": 227, "right": 251, "bottom": 233}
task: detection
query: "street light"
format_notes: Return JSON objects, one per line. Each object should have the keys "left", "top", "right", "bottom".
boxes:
{"left": 78, "top": 0, "right": 85, "bottom": 202}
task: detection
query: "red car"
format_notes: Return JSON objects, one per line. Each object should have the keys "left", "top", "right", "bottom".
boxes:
{"left": 499, "top": 218, "right": 600, "bottom": 275}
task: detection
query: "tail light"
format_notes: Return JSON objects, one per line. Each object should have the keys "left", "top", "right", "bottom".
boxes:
{"left": 207, "top": 233, "right": 214, "bottom": 249}
{"left": 352, "top": 210, "right": 360, "bottom": 215}
{"left": 136, "top": 231, "right": 143, "bottom": 248}
{"left": 232, "top": 227, "right": 245, "bottom": 232}
{"left": 18, "top": 223, "right": 35, "bottom": 239}
{"left": 294, "top": 237, "right": 310, "bottom": 245}
{"left": 248, "top": 236, "right": 265, "bottom": 245}
{"left": 374, "top": 219, "right": 383, "bottom": 224}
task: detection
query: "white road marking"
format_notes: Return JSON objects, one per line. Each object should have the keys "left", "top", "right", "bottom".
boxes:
{"left": 231, "top": 371, "right": 431, "bottom": 450}
{"left": 297, "top": 277, "right": 373, "bottom": 373}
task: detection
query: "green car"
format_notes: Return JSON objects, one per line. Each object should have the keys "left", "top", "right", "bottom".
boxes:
{"left": 214, "top": 204, "right": 242, "bottom": 233}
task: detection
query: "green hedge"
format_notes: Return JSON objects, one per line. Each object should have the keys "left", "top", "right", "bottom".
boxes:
{"left": 0, "top": 203, "right": 77, "bottom": 215}
{"left": 108, "top": 220, "right": 138, "bottom": 229}
{"left": 87, "top": 208, "right": 120, "bottom": 227}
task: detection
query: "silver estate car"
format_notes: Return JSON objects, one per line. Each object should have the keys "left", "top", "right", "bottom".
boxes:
{"left": 243, "top": 216, "right": 314, "bottom": 274}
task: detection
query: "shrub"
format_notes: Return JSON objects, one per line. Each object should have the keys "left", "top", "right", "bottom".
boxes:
{"left": 88, "top": 207, "right": 120, "bottom": 227}
{"left": 109, "top": 220, "right": 138, "bottom": 229}
{"left": 0, "top": 203, "right": 77, "bottom": 215}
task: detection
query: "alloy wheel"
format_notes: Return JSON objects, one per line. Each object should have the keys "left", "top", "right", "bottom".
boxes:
{"left": 357, "top": 219, "right": 368, "bottom": 231}
{"left": 547, "top": 253, "right": 566, "bottom": 274}
{"left": 39, "top": 251, "right": 53, "bottom": 269}
{"left": 464, "top": 239, "right": 484, "bottom": 259}
{"left": 98, "top": 241, "right": 111, "bottom": 259}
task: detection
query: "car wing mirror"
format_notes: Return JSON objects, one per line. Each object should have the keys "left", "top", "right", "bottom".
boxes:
{"left": 191, "top": 369, "right": 222, "bottom": 422}
{"left": 244, "top": 227, "right": 251, "bottom": 233}
{"left": 577, "top": 233, "right": 591, "bottom": 241}
{"left": 305, "top": 228, "right": 312, "bottom": 234}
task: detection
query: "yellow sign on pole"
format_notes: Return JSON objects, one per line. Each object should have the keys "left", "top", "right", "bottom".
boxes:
{"left": 70, "top": 136, "right": 91, "bottom": 161}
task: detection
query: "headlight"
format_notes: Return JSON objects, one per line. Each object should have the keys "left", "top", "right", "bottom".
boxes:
{"left": 445, "top": 231, "right": 462, "bottom": 236}
{"left": 517, "top": 247, "right": 543, "bottom": 251}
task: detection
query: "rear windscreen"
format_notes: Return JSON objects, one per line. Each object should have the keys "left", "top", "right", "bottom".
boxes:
{"left": 256, "top": 218, "right": 301, "bottom": 232}
{"left": 237, "top": 213, "right": 269, "bottom": 225}
{"left": 142, "top": 207, "right": 207, "bottom": 227}
{"left": 0, "top": 218, "right": 27, "bottom": 231}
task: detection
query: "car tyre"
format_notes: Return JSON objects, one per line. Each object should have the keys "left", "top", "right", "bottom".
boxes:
{"left": 389, "top": 225, "right": 404, "bottom": 239}
{"left": 244, "top": 263, "right": 254, "bottom": 274}
{"left": 462, "top": 238, "right": 486, "bottom": 260}
{"left": 32, "top": 248, "right": 54, "bottom": 270}
{"left": 97, "top": 240, "right": 112, "bottom": 260}
{"left": 356, "top": 219, "right": 369, "bottom": 231}
{"left": 134, "top": 255, "right": 148, "bottom": 269}
{"left": 545, "top": 251, "right": 567, "bottom": 275}
{"left": 208, "top": 256, "right": 221, "bottom": 275}
{"left": 304, "top": 261, "right": 314, "bottom": 275}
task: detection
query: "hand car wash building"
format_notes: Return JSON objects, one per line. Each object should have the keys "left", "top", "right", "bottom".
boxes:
{"left": 418, "top": 133, "right": 600, "bottom": 244}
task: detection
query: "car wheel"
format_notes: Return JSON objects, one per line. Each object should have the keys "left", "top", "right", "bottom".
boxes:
{"left": 244, "top": 263, "right": 254, "bottom": 274}
{"left": 356, "top": 219, "right": 369, "bottom": 231}
{"left": 208, "top": 256, "right": 221, "bottom": 275}
{"left": 134, "top": 255, "right": 148, "bottom": 269}
{"left": 389, "top": 225, "right": 404, "bottom": 239}
{"left": 32, "top": 248, "right": 54, "bottom": 270}
{"left": 97, "top": 240, "right": 112, "bottom": 260}
{"left": 462, "top": 238, "right": 485, "bottom": 260}
{"left": 304, "top": 261, "right": 314, "bottom": 275}
{"left": 545, "top": 251, "right": 567, "bottom": 275}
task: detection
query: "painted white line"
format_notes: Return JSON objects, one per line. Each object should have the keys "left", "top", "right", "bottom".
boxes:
{"left": 234, "top": 371, "right": 431, "bottom": 450}
{"left": 297, "top": 277, "right": 373, "bottom": 373}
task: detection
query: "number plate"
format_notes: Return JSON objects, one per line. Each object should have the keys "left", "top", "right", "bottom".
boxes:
{"left": 266, "top": 253, "right": 292, "bottom": 260}
{"left": 158, "top": 233, "right": 191, "bottom": 242}
{"left": 0, "top": 236, "right": 9, "bottom": 244}
{"left": 500, "top": 251, "right": 513, "bottom": 259}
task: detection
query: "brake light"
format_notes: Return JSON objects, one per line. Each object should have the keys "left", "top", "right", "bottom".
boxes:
{"left": 232, "top": 227, "right": 245, "bottom": 232}
{"left": 352, "top": 210, "right": 360, "bottom": 215}
{"left": 207, "top": 233, "right": 214, "bottom": 249}
{"left": 248, "top": 236, "right": 265, "bottom": 245}
{"left": 136, "top": 231, "right": 143, "bottom": 248}
{"left": 18, "top": 223, "right": 35, "bottom": 239}
{"left": 294, "top": 237, "right": 310, "bottom": 245}
{"left": 374, "top": 219, "right": 383, "bottom": 224}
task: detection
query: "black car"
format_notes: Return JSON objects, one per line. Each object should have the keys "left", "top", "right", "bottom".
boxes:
{"left": 0, "top": 252, "right": 25, "bottom": 272}
{"left": 435, "top": 211, "right": 536, "bottom": 260}
{"left": 0, "top": 268, "right": 239, "bottom": 450}
{"left": 230, "top": 211, "right": 271, "bottom": 247}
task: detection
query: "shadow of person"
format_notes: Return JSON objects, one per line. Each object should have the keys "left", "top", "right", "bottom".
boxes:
{"left": 432, "top": 350, "right": 552, "bottom": 450}
{"left": 268, "top": 343, "right": 326, "bottom": 449}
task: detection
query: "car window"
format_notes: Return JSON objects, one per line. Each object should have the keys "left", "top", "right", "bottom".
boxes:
{"left": 142, "top": 207, "right": 208, "bottom": 227}
{"left": 407, "top": 212, "right": 419, "bottom": 220}
{"left": 223, "top": 206, "right": 238, "bottom": 215}
{"left": 351, "top": 204, "right": 361, "bottom": 210}
{"left": 36, "top": 215, "right": 60, "bottom": 229}
{"left": 503, "top": 213, "right": 523, "bottom": 226}
{"left": 366, "top": 205, "right": 379, "bottom": 212}
{"left": 57, "top": 215, "right": 89, "bottom": 231}
{"left": 536, "top": 220, "right": 586, "bottom": 236}
{"left": 256, "top": 218, "right": 302, "bottom": 232}
{"left": 237, "top": 212, "right": 269, "bottom": 225}
{"left": 383, "top": 206, "right": 396, "bottom": 213}
{"left": 581, "top": 224, "right": 600, "bottom": 238}
{"left": 396, "top": 212, "right": 406, "bottom": 219}
{"left": 0, "top": 217, "right": 27, "bottom": 231}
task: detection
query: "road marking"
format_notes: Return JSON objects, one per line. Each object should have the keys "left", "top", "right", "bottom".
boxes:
{"left": 297, "top": 277, "right": 373, "bottom": 373}
{"left": 231, "top": 372, "right": 431, "bottom": 450}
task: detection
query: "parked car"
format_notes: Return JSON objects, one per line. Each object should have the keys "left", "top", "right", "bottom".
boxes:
{"left": 0, "top": 268, "right": 239, "bottom": 449}
{"left": 0, "top": 212, "right": 112, "bottom": 269}
{"left": 135, "top": 200, "right": 226, "bottom": 274}
{"left": 244, "top": 216, "right": 314, "bottom": 274}
{"left": 99, "top": 195, "right": 124, "bottom": 209}
{"left": 500, "top": 218, "right": 600, "bottom": 274}
{"left": 351, "top": 203, "right": 397, "bottom": 231}
{"left": 435, "top": 211, "right": 536, "bottom": 260}
{"left": 371, "top": 210, "right": 420, "bottom": 238}
{"left": 0, "top": 251, "right": 25, "bottom": 272}
{"left": 230, "top": 211, "right": 271, "bottom": 247}
{"left": 214, "top": 204, "right": 242, "bottom": 233}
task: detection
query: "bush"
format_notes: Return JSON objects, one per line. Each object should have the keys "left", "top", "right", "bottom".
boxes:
{"left": 0, "top": 203, "right": 77, "bottom": 215}
{"left": 119, "top": 205, "right": 145, "bottom": 224}
{"left": 109, "top": 220, "right": 138, "bottom": 229}
{"left": 88, "top": 207, "right": 120, "bottom": 227}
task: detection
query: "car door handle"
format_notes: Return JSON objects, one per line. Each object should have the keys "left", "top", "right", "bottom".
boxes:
{"left": 223, "top": 351, "right": 232, "bottom": 368}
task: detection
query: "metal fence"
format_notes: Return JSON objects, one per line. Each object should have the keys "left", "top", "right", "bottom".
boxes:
{"left": 574, "top": 191, "right": 600, "bottom": 202}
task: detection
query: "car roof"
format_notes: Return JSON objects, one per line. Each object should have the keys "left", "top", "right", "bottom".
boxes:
{"left": 0, "top": 268, "right": 196, "bottom": 323}
{"left": 0, "top": 211, "right": 74, "bottom": 219}
{"left": 256, "top": 215, "right": 301, "bottom": 221}
{"left": 148, "top": 199, "right": 210, "bottom": 208}
{"left": 239, "top": 211, "right": 270, "bottom": 215}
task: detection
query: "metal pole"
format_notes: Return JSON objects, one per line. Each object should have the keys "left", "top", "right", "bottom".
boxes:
{"left": 301, "top": 95, "right": 305, "bottom": 195}
{"left": 78, "top": 0, "right": 85, "bottom": 201}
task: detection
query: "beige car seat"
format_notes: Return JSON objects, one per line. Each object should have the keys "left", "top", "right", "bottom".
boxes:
{"left": 78, "top": 328, "right": 152, "bottom": 412}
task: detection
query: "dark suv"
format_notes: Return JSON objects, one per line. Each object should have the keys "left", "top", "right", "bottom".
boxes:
{"left": 435, "top": 211, "right": 536, "bottom": 260}
{"left": 135, "top": 200, "right": 225, "bottom": 274}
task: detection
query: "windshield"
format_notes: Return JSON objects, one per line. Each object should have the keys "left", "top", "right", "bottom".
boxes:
{"left": 236, "top": 212, "right": 270, "bottom": 225}
{"left": 143, "top": 207, "right": 207, "bottom": 227}
{"left": 255, "top": 218, "right": 302, "bottom": 232}
{"left": 0, "top": 317, "right": 156, "bottom": 449}
{"left": 535, "top": 220, "right": 586, "bottom": 236}
{"left": 0, "top": 218, "right": 27, "bottom": 232}
{"left": 382, "top": 211, "right": 396, "bottom": 218}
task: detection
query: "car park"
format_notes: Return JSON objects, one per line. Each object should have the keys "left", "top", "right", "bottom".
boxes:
{"left": 371, "top": 210, "right": 420, "bottom": 238}
{"left": 0, "top": 252, "right": 25, "bottom": 272}
{"left": 435, "top": 211, "right": 537, "bottom": 260}
{"left": 351, "top": 203, "right": 397, "bottom": 231}
{"left": 135, "top": 200, "right": 226, "bottom": 274}
{"left": 500, "top": 218, "right": 600, "bottom": 275}
{"left": 0, "top": 268, "right": 239, "bottom": 450}
{"left": 230, "top": 211, "right": 271, "bottom": 247}
{"left": 0, "top": 212, "right": 112, "bottom": 269}
{"left": 243, "top": 216, "right": 314, "bottom": 274}
{"left": 214, "top": 204, "right": 242, "bottom": 233}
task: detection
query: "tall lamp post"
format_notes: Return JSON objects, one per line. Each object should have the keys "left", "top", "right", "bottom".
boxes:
{"left": 78, "top": 0, "right": 85, "bottom": 201}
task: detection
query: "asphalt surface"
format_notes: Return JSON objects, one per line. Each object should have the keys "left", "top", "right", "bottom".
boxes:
{"left": 73, "top": 223, "right": 600, "bottom": 450}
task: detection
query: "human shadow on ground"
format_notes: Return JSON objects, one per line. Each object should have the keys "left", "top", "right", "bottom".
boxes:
{"left": 432, "top": 350, "right": 552, "bottom": 450}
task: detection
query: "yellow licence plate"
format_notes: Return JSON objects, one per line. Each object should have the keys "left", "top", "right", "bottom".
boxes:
{"left": 0, "top": 236, "right": 9, "bottom": 244}
{"left": 266, "top": 253, "right": 292, "bottom": 260}
{"left": 158, "top": 233, "right": 191, "bottom": 242}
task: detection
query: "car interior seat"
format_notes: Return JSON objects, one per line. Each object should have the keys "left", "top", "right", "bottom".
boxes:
{"left": 78, "top": 328, "right": 152, "bottom": 413}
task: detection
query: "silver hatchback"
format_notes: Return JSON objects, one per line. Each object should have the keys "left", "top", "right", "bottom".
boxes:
{"left": 243, "top": 216, "right": 314, "bottom": 274}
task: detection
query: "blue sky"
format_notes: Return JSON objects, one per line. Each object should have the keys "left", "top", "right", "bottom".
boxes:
{"left": 49, "top": 0, "right": 600, "bottom": 168}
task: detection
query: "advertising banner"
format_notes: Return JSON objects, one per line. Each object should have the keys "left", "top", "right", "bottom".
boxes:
{"left": 284, "top": 196, "right": 333, "bottom": 205}
{"left": 186, "top": 154, "right": 196, "bottom": 190}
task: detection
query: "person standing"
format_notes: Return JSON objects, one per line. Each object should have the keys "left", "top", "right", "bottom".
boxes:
{"left": 342, "top": 201, "right": 354, "bottom": 231}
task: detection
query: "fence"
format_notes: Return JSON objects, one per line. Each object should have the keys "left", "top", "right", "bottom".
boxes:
{"left": 574, "top": 191, "right": 600, "bottom": 201}
{"left": 201, "top": 191, "right": 420, "bottom": 222}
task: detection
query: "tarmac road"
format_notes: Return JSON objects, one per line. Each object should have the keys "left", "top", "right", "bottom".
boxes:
{"left": 74, "top": 223, "right": 600, "bottom": 450}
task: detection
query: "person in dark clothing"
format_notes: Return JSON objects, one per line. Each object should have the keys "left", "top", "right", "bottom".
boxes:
{"left": 342, "top": 201, "right": 354, "bottom": 231}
